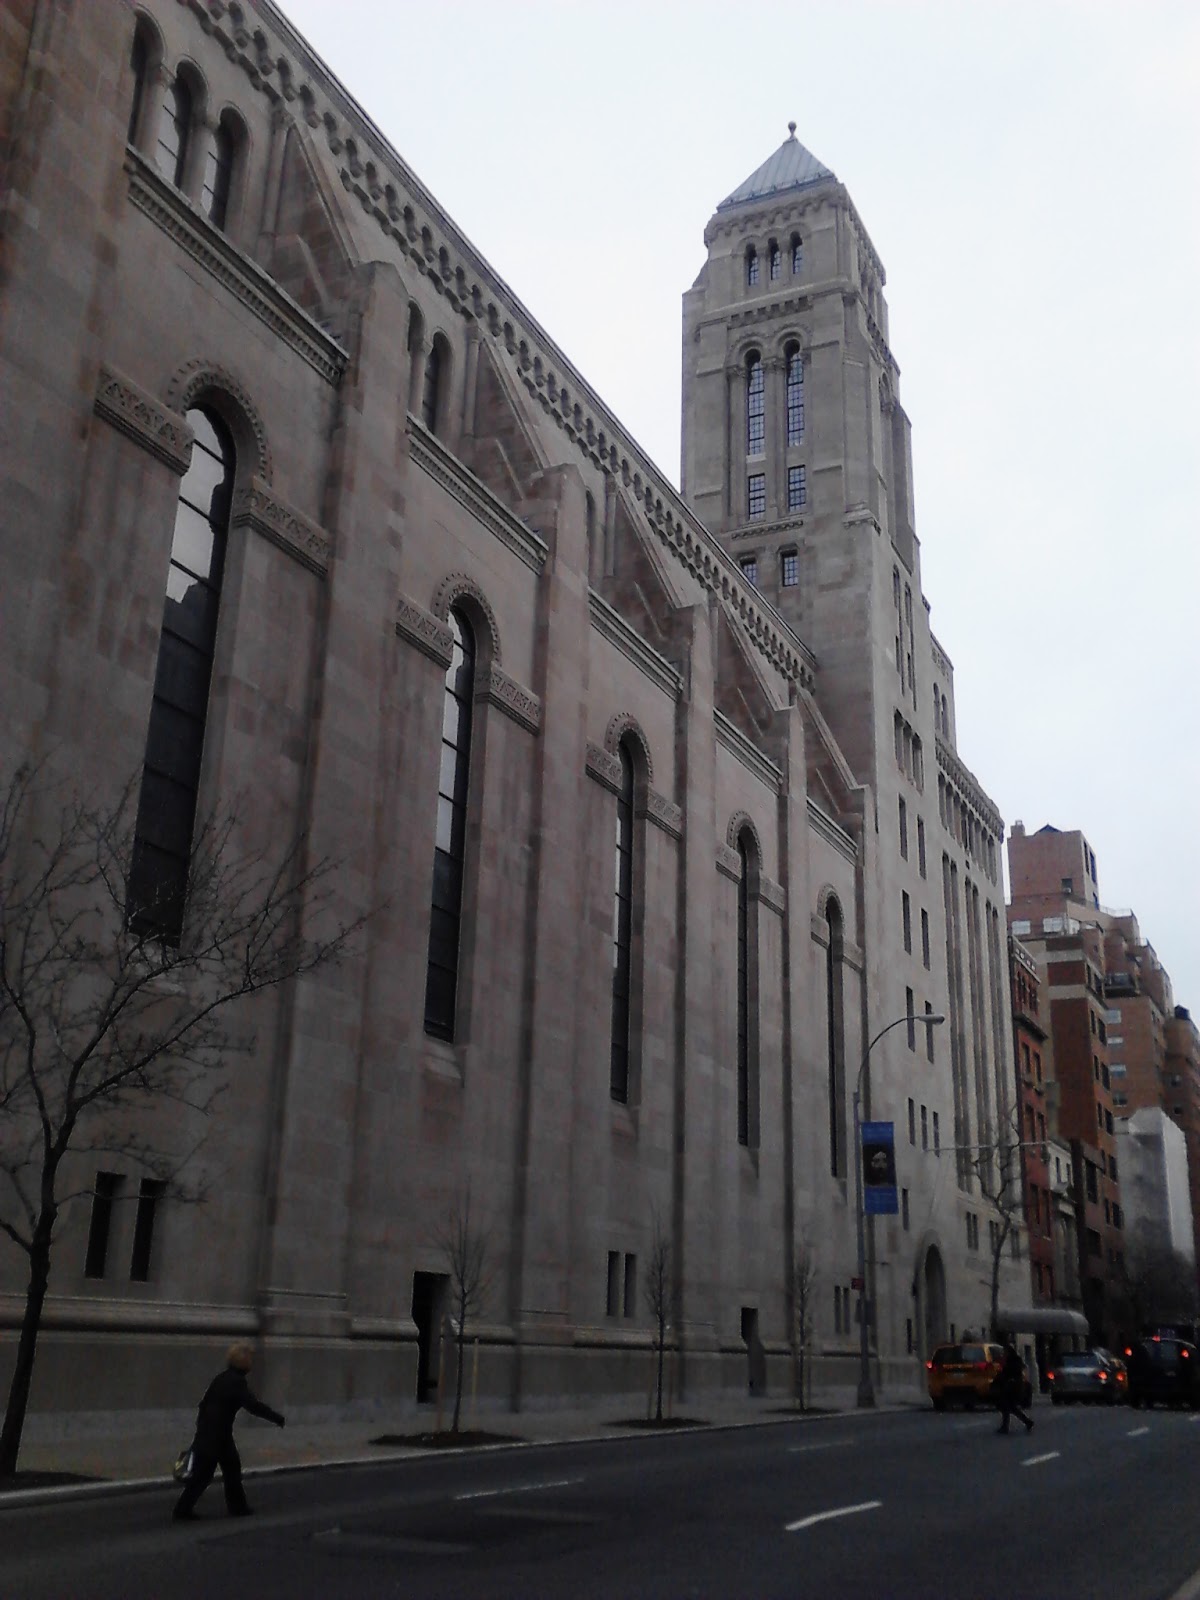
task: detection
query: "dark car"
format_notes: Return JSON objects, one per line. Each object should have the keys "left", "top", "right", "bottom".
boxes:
{"left": 1125, "top": 1337, "right": 1200, "bottom": 1409}
{"left": 1048, "top": 1349, "right": 1121, "bottom": 1405}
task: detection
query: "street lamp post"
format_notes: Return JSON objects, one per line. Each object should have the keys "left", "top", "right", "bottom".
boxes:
{"left": 853, "top": 1010, "right": 946, "bottom": 1408}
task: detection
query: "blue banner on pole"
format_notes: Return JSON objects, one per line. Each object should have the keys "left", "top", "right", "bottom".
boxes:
{"left": 861, "top": 1120, "right": 898, "bottom": 1215}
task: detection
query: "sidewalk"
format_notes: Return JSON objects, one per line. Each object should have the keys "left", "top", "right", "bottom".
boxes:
{"left": 2, "top": 1383, "right": 922, "bottom": 1504}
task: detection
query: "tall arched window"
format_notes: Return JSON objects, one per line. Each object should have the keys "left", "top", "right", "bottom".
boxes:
{"left": 201, "top": 115, "right": 236, "bottom": 230}
{"left": 610, "top": 743, "right": 635, "bottom": 1102}
{"left": 785, "top": 344, "right": 804, "bottom": 446}
{"left": 746, "top": 353, "right": 764, "bottom": 456}
{"left": 736, "top": 835, "right": 753, "bottom": 1146}
{"left": 791, "top": 233, "right": 803, "bottom": 275}
{"left": 825, "top": 898, "right": 846, "bottom": 1176}
{"left": 745, "top": 246, "right": 759, "bottom": 287}
{"left": 421, "top": 336, "right": 444, "bottom": 434}
{"left": 424, "top": 608, "right": 475, "bottom": 1040}
{"left": 128, "top": 26, "right": 149, "bottom": 143}
{"left": 129, "top": 409, "right": 234, "bottom": 941}
{"left": 155, "top": 75, "right": 191, "bottom": 189}
{"left": 768, "top": 240, "right": 781, "bottom": 281}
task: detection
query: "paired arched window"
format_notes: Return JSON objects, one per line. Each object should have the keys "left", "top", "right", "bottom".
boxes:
{"left": 201, "top": 114, "right": 238, "bottom": 230}
{"left": 155, "top": 74, "right": 192, "bottom": 189}
{"left": 785, "top": 344, "right": 804, "bottom": 447}
{"left": 424, "top": 608, "right": 475, "bottom": 1040}
{"left": 768, "top": 240, "right": 781, "bottom": 281}
{"left": 825, "top": 897, "right": 846, "bottom": 1176}
{"left": 745, "top": 246, "right": 759, "bottom": 287}
{"left": 129, "top": 409, "right": 234, "bottom": 941}
{"left": 746, "top": 353, "right": 764, "bottom": 456}
{"left": 610, "top": 742, "right": 635, "bottom": 1102}
{"left": 791, "top": 234, "right": 803, "bottom": 275}
{"left": 422, "top": 335, "right": 450, "bottom": 435}
{"left": 128, "top": 27, "right": 149, "bottom": 143}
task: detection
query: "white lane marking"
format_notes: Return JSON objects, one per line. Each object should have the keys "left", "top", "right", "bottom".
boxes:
{"left": 786, "top": 1499, "right": 882, "bottom": 1533}
{"left": 1021, "top": 1451, "right": 1060, "bottom": 1468}
{"left": 455, "top": 1476, "right": 582, "bottom": 1502}
{"left": 1127, "top": 1426, "right": 1151, "bottom": 1438}
{"left": 787, "top": 1440, "right": 853, "bottom": 1454}
{"left": 1189, "top": 1414, "right": 1200, "bottom": 1425}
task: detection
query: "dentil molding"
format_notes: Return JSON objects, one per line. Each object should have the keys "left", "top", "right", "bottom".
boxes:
{"left": 93, "top": 366, "right": 193, "bottom": 474}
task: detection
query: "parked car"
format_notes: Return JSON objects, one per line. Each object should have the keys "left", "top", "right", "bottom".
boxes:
{"left": 1125, "top": 1337, "right": 1200, "bottom": 1409}
{"left": 1096, "top": 1346, "right": 1129, "bottom": 1401}
{"left": 927, "top": 1342, "right": 1031, "bottom": 1411}
{"left": 1047, "top": 1348, "right": 1122, "bottom": 1404}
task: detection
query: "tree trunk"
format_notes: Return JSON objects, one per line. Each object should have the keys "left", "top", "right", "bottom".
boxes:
{"left": 452, "top": 1299, "right": 465, "bottom": 1433}
{"left": 0, "top": 1217, "right": 53, "bottom": 1477}
{"left": 655, "top": 1317, "right": 664, "bottom": 1422}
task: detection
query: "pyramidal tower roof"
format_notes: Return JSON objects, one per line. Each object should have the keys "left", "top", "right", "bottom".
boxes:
{"left": 717, "top": 123, "right": 835, "bottom": 212}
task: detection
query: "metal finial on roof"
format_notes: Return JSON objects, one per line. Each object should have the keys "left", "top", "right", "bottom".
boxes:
{"left": 788, "top": 121, "right": 797, "bottom": 139}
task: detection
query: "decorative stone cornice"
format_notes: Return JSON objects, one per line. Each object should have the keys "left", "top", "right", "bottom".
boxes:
{"left": 639, "top": 789, "right": 683, "bottom": 840}
{"left": 395, "top": 593, "right": 454, "bottom": 667}
{"left": 93, "top": 366, "right": 193, "bottom": 473}
{"left": 936, "top": 734, "right": 1003, "bottom": 837}
{"left": 714, "top": 712, "right": 783, "bottom": 793}
{"left": 125, "top": 150, "right": 346, "bottom": 387}
{"left": 588, "top": 593, "right": 682, "bottom": 701}
{"left": 716, "top": 844, "right": 742, "bottom": 880}
{"left": 756, "top": 876, "right": 786, "bottom": 915}
{"left": 474, "top": 664, "right": 541, "bottom": 734}
{"left": 230, "top": 476, "right": 330, "bottom": 575}
{"left": 410, "top": 424, "right": 546, "bottom": 576}
{"left": 807, "top": 799, "right": 857, "bottom": 863}
{"left": 585, "top": 742, "right": 623, "bottom": 793}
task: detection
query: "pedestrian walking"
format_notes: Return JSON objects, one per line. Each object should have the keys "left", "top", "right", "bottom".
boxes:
{"left": 173, "top": 1342, "right": 285, "bottom": 1520}
{"left": 996, "top": 1338, "right": 1034, "bottom": 1434}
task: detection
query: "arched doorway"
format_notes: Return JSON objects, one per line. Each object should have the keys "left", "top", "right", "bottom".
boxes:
{"left": 921, "top": 1245, "right": 948, "bottom": 1358}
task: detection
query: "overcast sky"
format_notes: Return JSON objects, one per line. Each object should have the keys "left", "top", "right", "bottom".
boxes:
{"left": 280, "top": 0, "right": 1200, "bottom": 1007}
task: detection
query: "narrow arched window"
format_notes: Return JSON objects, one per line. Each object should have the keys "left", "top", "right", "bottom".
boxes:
{"left": 421, "top": 337, "right": 443, "bottom": 434}
{"left": 746, "top": 353, "right": 764, "bottom": 456}
{"left": 791, "top": 234, "right": 803, "bottom": 275}
{"left": 737, "top": 836, "right": 751, "bottom": 1146}
{"left": 826, "top": 898, "right": 846, "bottom": 1176}
{"left": 610, "top": 743, "right": 634, "bottom": 1102}
{"left": 201, "top": 116, "right": 235, "bottom": 230}
{"left": 155, "top": 75, "right": 191, "bottom": 189}
{"left": 129, "top": 409, "right": 234, "bottom": 941}
{"left": 424, "top": 608, "right": 474, "bottom": 1040}
{"left": 768, "top": 240, "right": 781, "bottom": 281}
{"left": 745, "top": 246, "right": 759, "bottom": 287}
{"left": 128, "top": 28, "right": 149, "bottom": 144}
{"left": 785, "top": 344, "right": 804, "bottom": 446}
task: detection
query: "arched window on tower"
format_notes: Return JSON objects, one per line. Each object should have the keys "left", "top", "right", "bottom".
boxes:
{"left": 768, "top": 240, "right": 781, "bottom": 281}
{"left": 785, "top": 343, "right": 804, "bottom": 447}
{"left": 201, "top": 114, "right": 237, "bottom": 231}
{"left": 791, "top": 233, "right": 803, "bottom": 275}
{"left": 421, "top": 335, "right": 448, "bottom": 435}
{"left": 155, "top": 74, "right": 192, "bottom": 190}
{"left": 129, "top": 409, "right": 235, "bottom": 942}
{"left": 424, "top": 608, "right": 475, "bottom": 1039}
{"left": 745, "top": 245, "right": 759, "bottom": 288}
{"left": 128, "top": 26, "right": 149, "bottom": 143}
{"left": 826, "top": 897, "right": 846, "bottom": 1176}
{"left": 746, "top": 352, "right": 765, "bottom": 457}
{"left": 610, "top": 742, "right": 635, "bottom": 1103}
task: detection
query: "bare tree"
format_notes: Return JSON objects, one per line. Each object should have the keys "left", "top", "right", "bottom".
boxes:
{"left": 0, "top": 762, "right": 364, "bottom": 1476}
{"left": 434, "top": 1184, "right": 490, "bottom": 1433}
{"left": 959, "top": 1102, "right": 1028, "bottom": 1338}
{"left": 643, "top": 1213, "right": 671, "bottom": 1423}
{"left": 793, "top": 1229, "right": 819, "bottom": 1411}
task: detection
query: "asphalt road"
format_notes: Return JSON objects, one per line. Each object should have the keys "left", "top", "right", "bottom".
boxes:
{"left": 4, "top": 1403, "right": 1200, "bottom": 1598}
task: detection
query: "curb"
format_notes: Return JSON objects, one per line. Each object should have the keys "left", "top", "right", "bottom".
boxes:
{"left": 0, "top": 1402, "right": 920, "bottom": 1511}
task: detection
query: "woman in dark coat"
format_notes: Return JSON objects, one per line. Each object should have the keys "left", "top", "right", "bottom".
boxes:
{"left": 173, "top": 1342, "right": 285, "bottom": 1520}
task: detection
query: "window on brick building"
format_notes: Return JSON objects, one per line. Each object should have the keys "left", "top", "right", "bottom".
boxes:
{"left": 740, "top": 553, "right": 759, "bottom": 586}
{"left": 786, "top": 346, "right": 805, "bottom": 446}
{"left": 746, "top": 246, "right": 759, "bottom": 286}
{"left": 155, "top": 75, "right": 192, "bottom": 189}
{"left": 421, "top": 335, "right": 449, "bottom": 435}
{"left": 747, "top": 475, "right": 766, "bottom": 521}
{"left": 780, "top": 549, "right": 798, "bottom": 587}
{"left": 902, "top": 892, "right": 912, "bottom": 954}
{"left": 746, "top": 353, "right": 765, "bottom": 455}
{"left": 769, "top": 241, "right": 781, "bottom": 280}
{"left": 899, "top": 797, "right": 908, "bottom": 858}
{"left": 129, "top": 1178, "right": 167, "bottom": 1282}
{"left": 201, "top": 114, "right": 242, "bottom": 231}
{"left": 791, "top": 233, "right": 803, "bottom": 274}
{"left": 787, "top": 464, "right": 807, "bottom": 510}
{"left": 84, "top": 1173, "right": 124, "bottom": 1280}
{"left": 921, "top": 908, "right": 930, "bottom": 970}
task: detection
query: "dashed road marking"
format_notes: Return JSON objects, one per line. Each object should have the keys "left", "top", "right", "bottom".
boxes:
{"left": 786, "top": 1499, "right": 882, "bottom": 1533}
{"left": 1127, "top": 1426, "right": 1150, "bottom": 1438}
{"left": 455, "top": 1476, "right": 582, "bottom": 1502}
{"left": 787, "top": 1440, "right": 853, "bottom": 1454}
{"left": 1021, "top": 1451, "right": 1060, "bottom": 1468}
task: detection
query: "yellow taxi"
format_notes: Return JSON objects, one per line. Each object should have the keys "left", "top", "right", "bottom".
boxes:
{"left": 926, "top": 1340, "right": 1008, "bottom": 1411}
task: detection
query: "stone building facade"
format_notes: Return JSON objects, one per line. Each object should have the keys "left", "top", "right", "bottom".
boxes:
{"left": 0, "top": 0, "right": 1022, "bottom": 1422}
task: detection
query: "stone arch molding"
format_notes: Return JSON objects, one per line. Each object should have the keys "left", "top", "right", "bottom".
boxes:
{"left": 815, "top": 883, "right": 844, "bottom": 923}
{"left": 603, "top": 713, "right": 653, "bottom": 786}
{"left": 726, "top": 810, "right": 763, "bottom": 863}
{"left": 165, "top": 358, "right": 273, "bottom": 483}
{"left": 431, "top": 572, "right": 501, "bottom": 665}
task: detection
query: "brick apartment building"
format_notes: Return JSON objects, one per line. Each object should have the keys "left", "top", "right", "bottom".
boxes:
{"left": 1009, "top": 937, "right": 1054, "bottom": 1305}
